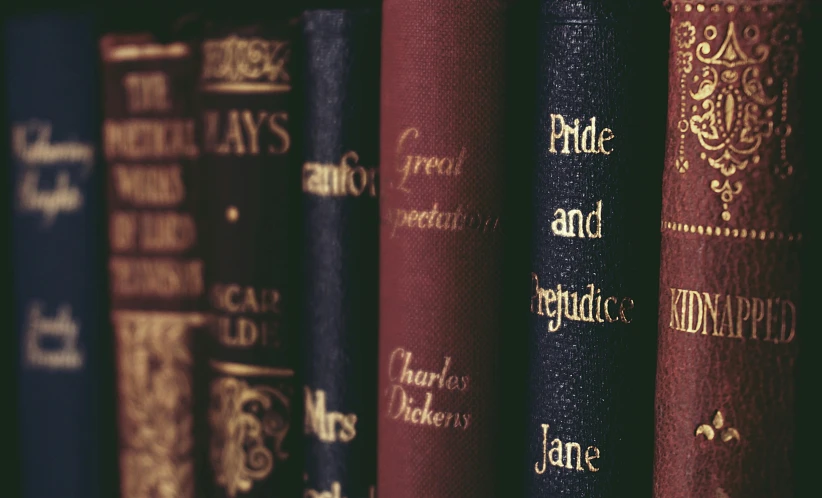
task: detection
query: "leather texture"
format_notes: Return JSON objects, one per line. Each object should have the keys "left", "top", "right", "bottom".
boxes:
{"left": 654, "top": 2, "right": 807, "bottom": 497}
{"left": 524, "top": 1, "right": 667, "bottom": 496}
{"left": 6, "top": 12, "right": 106, "bottom": 498}
{"left": 101, "top": 33, "right": 204, "bottom": 498}
{"left": 300, "top": 8, "right": 380, "bottom": 498}
{"left": 378, "top": 1, "right": 509, "bottom": 497}
{"left": 198, "top": 16, "right": 302, "bottom": 498}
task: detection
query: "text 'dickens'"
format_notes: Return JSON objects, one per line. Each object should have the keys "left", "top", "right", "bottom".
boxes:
{"left": 384, "top": 348, "right": 472, "bottom": 431}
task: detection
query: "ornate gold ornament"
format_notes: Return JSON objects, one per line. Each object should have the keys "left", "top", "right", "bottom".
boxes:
{"left": 674, "top": 19, "right": 799, "bottom": 221}
{"left": 695, "top": 410, "right": 740, "bottom": 443}
{"left": 209, "top": 377, "right": 291, "bottom": 498}
{"left": 202, "top": 36, "right": 291, "bottom": 90}
{"left": 114, "top": 311, "right": 203, "bottom": 498}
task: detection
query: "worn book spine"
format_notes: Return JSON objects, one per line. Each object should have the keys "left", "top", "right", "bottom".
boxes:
{"left": 101, "top": 34, "right": 204, "bottom": 498}
{"left": 300, "top": 8, "right": 380, "bottom": 498}
{"left": 5, "top": 12, "right": 104, "bottom": 498}
{"left": 524, "top": 1, "right": 667, "bottom": 497}
{"left": 378, "top": 1, "right": 509, "bottom": 497}
{"left": 655, "top": 1, "right": 807, "bottom": 497}
{"left": 198, "top": 16, "right": 301, "bottom": 498}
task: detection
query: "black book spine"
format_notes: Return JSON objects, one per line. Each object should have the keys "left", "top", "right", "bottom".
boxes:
{"left": 524, "top": 1, "right": 666, "bottom": 496}
{"left": 198, "top": 16, "right": 302, "bottom": 498}
{"left": 300, "top": 8, "right": 380, "bottom": 498}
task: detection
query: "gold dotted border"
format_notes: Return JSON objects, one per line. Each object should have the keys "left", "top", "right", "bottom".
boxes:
{"left": 671, "top": 3, "right": 791, "bottom": 14}
{"left": 662, "top": 221, "right": 802, "bottom": 241}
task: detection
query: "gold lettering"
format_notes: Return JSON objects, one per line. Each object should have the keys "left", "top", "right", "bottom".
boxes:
{"left": 585, "top": 446, "right": 600, "bottom": 472}
{"left": 530, "top": 276, "right": 631, "bottom": 331}
{"left": 703, "top": 292, "right": 720, "bottom": 335}
{"left": 668, "top": 288, "right": 798, "bottom": 344}
{"left": 549, "top": 115, "right": 614, "bottom": 155}
{"left": 123, "top": 71, "right": 170, "bottom": 113}
{"left": 394, "top": 127, "right": 465, "bottom": 193}
{"left": 104, "top": 119, "right": 198, "bottom": 160}
{"left": 109, "top": 257, "right": 203, "bottom": 298}
{"left": 112, "top": 164, "right": 185, "bottom": 206}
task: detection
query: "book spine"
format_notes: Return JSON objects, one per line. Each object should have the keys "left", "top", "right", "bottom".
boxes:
{"left": 655, "top": 1, "right": 806, "bottom": 497}
{"left": 198, "top": 18, "right": 301, "bottom": 498}
{"left": 378, "top": 1, "right": 508, "bottom": 496}
{"left": 524, "top": 2, "right": 666, "bottom": 496}
{"left": 5, "top": 13, "right": 104, "bottom": 498}
{"left": 300, "top": 9, "right": 380, "bottom": 498}
{"left": 101, "top": 35, "right": 204, "bottom": 498}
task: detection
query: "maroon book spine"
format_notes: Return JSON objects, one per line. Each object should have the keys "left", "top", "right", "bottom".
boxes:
{"left": 655, "top": 1, "right": 807, "bottom": 497}
{"left": 101, "top": 35, "right": 204, "bottom": 498}
{"left": 377, "top": 1, "right": 509, "bottom": 497}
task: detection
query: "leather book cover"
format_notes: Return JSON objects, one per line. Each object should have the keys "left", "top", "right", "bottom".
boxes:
{"left": 5, "top": 11, "right": 107, "bottom": 498}
{"left": 300, "top": 8, "right": 380, "bottom": 498}
{"left": 101, "top": 33, "right": 205, "bottom": 498}
{"left": 655, "top": 1, "right": 808, "bottom": 497}
{"left": 524, "top": 1, "right": 669, "bottom": 497}
{"left": 378, "top": 1, "right": 510, "bottom": 497}
{"left": 198, "top": 15, "right": 302, "bottom": 498}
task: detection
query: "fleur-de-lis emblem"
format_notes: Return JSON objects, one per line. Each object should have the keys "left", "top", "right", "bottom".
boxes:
{"left": 696, "top": 410, "right": 740, "bottom": 443}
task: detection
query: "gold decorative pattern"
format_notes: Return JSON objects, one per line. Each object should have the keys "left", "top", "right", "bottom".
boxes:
{"left": 673, "top": 16, "right": 799, "bottom": 221}
{"left": 114, "top": 311, "right": 204, "bottom": 498}
{"left": 661, "top": 220, "right": 802, "bottom": 241}
{"left": 696, "top": 410, "right": 741, "bottom": 443}
{"left": 209, "top": 377, "right": 291, "bottom": 498}
{"left": 201, "top": 36, "right": 291, "bottom": 94}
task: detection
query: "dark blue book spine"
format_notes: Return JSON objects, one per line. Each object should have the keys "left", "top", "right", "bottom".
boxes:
{"left": 4, "top": 12, "right": 103, "bottom": 498}
{"left": 523, "top": 1, "right": 666, "bottom": 496}
{"left": 300, "top": 9, "right": 380, "bottom": 498}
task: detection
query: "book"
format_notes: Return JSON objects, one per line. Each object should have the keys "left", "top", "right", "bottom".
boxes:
{"left": 198, "top": 14, "right": 302, "bottom": 498}
{"left": 654, "top": 1, "right": 807, "bottom": 497}
{"left": 5, "top": 11, "right": 107, "bottom": 498}
{"left": 300, "top": 8, "right": 380, "bottom": 498}
{"left": 101, "top": 33, "right": 205, "bottom": 498}
{"left": 524, "top": 1, "right": 667, "bottom": 496}
{"left": 377, "top": 1, "right": 509, "bottom": 496}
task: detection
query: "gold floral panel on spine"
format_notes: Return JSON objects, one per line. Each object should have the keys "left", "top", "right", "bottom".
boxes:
{"left": 114, "top": 311, "right": 205, "bottom": 498}
{"left": 664, "top": 1, "right": 804, "bottom": 240}
{"left": 209, "top": 360, "right": 293, "bottom": 498}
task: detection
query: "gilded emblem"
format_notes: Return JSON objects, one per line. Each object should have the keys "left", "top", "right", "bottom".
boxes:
{"left": 695, "top": 410, "right": 740, "bottom": 443}
{"left": 202, "top": 35, "right": 291, "bottom": 87}
{"left": 209, "top": 377, "right": 291, "bottom": 498}
{"left": 674, "top": 20, "right": 799, "bottom": 221}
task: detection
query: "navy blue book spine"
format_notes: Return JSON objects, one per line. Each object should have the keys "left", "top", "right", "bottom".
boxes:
{"left": 523, "top": 1, "right": 666, "bottom": 496}
{"left": 4, "top": 12, "right": 103, "bottom": 498}
{"left": 300, "top": 9, "right": 380, "bottom": 498}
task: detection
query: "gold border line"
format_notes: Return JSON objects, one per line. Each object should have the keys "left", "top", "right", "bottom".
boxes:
{"left": 210, "top": 359, "right": 294, "bottom": 378}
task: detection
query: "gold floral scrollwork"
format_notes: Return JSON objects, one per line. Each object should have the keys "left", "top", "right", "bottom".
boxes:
{"left": 675, "top": 22, "right": 696, "bottom": 173}
{"left": 209, "top": 377, "right": 291, "bottom": 498}
{"left": 114, "top": 311, "right": 203, "bottom": 498}
{"left": 676, "top": 20, "right": 799, "bottom": 221}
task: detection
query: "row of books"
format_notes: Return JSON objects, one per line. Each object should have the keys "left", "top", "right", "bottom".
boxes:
{"left": 3, "top": 1, "right": 814, "bottom": 497}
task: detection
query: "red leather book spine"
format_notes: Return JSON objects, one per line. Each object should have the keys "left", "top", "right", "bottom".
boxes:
{"left": 101, "top": 35, "right": 204, "bottom": 498}
{"left": 377, "top": 1, "right": 509, "bottom": 497}
{"left": 655, "top": 1, "right": 806, "bottom": 497}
